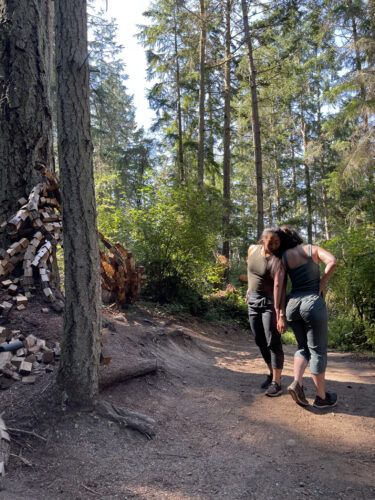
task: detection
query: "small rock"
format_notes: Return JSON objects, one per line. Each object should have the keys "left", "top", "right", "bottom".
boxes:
{"left": 42, "top": 350, "right": 54, "bottom": 364}
{"left": 23, "top": 334, "right": 37, "bottom": 349}
{"left": 51, "top": 300, "right": 64, "bottom": 313}
{"left": 22, "top": 376, "right": 36, "bottom": 384}
{"left": 286, "top": 439, "right": 297, "bottom": 447}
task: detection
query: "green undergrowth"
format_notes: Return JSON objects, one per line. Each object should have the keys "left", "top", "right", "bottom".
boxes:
{"left": 137, "top": 291, "right": 250, "bottom": 329}
{"left": 281, "top": 330, "right": 297, "bottom": 345}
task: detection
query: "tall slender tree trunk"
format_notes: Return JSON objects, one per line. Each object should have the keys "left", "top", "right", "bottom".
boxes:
{"left": 266, "top": 176, "right": 273, "bottom": 225}
{"left": 300, "top": 105, "right": 313, "bottom": 244}
{"left": 274, "top": 159, "right": 281, "bottom": 223}
{"left": 55, "top": 0, "right": 101, "bottom": 406}
{"left": 207, "top": 79, "right": 216, "bottom": 187}
{"left": 316, "top": 85, "right": 330, "bottom": 240}
{"left": 351, "top": 11, "right": 368, "bottom": 131}
{"left": 241, "top": 0, "right": 263, "bottom": 238}
{"left": 0, "top": 0, "right": 53, "bottom": 245}
{"left": 174, "top": 7, "right": 184, "bottom": 183}
{"left": 290, "top": 140, "right": 297, "bottom": 212}
{"left": 222, "top": 0, "right": 231, "bottom": 260}
{"left": 197, "top": 0, "right": 206, "bottom": 186}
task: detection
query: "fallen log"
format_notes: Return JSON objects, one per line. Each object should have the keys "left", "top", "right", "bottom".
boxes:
{"left": 99, "top": 359, "right": 158, "bottom": 391}
{"left": 94, "top": 400, "right": 156, "bottom": 438}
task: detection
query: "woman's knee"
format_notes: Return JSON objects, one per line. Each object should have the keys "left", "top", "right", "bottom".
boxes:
{"left": 295, "top": 348, "right": 310, "bottom": 362}
{"left": 309, "top": 351, "right": 327, "bottom": 374}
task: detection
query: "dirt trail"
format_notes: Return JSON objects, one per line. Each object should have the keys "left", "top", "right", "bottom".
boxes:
{"left": 1, "top": 305, "right": 374, "bottom": 499}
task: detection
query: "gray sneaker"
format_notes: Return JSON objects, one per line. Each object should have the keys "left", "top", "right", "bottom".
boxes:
{"left": 265, "top": 381, "right": 282, "bottom": 397}
{"left": 287, "top": 380, "right": 309, "bottom": 406}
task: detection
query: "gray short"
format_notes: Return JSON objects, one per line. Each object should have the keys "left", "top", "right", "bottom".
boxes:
{"left": 286, "top": 293, "right": 328, "bottom": 374}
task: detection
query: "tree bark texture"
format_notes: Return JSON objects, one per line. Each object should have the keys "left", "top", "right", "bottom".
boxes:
{"left": 55, "top": 0, "right": 101, "bottom": 405}
{"left": 222, "top": 0, "right": 231, "bottom": 260}
{"left": 241, "top": 0, "right": 263, "bottom": 238}
{"left": 174, "top": 18, "right": 184, "bottom": 183}
{"left": 300, "top": 108, "right": 313, "bottom": 244}
{"left": 197, "top": 0, "right": 206, "bottom": 186}
{"left": 0, "top": 0, "right": 53, "bottom": 243}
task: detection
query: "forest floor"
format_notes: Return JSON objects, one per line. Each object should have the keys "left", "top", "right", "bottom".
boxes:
{"left": 0, "top": 299, "right": 374, "bottom": 500}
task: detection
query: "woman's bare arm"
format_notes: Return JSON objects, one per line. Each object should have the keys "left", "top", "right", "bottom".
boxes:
{"left": 245, "top": 245, "right": 256, "bottom": 301}
{"left": 314, "top": 246, "right": 338, "bottom": 298}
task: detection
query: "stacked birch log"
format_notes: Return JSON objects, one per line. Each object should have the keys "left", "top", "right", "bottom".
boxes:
{"left": 0, "top": 163, "right": 62, "bottom": 315}
{"left": 0, "top": 163, "right": 146, "bottom": 315}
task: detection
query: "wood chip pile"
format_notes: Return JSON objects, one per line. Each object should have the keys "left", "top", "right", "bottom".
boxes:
{"left": 0, "top": 326, "right": 59, "bottom": 390}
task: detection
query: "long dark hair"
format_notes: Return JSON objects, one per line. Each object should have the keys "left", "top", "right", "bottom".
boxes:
{"left": 280, "top": 225, "right": 303, "bottom": 250}
{"left": 257, "top": 225, "right": 285, "bottom": 277}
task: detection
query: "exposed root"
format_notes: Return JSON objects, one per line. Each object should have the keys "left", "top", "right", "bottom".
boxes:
{"left": 94, "top": 400, "right": 156, "bottom": 439}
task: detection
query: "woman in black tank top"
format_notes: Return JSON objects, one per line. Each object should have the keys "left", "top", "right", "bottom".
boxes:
{"left": 275, "top": 226, "right": 338, "bottom": 409}
{"left": 246, "top": 225, "right": 286, "bottom": 397}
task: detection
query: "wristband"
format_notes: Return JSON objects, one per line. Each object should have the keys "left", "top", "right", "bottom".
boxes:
{"left": 279, "top": 313, "right": 285, "bottom": 317}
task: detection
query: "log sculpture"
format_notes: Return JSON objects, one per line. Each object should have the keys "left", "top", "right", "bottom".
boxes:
{"left": 99, "top": 232, "right": 146, "bottom": 306}
{"left": 0, "top": 163, "right": 145, "bottom": 316}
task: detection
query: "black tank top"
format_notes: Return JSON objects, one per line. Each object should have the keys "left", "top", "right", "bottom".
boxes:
{"left": 247, "top": 245, "right": 274, "bottom": 298}
{"left": 283, "top": 245, "right": 320, "bottom": 295}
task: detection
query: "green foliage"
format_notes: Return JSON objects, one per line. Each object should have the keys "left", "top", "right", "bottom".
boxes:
{"left": 203, "top": 292, "right": 249, "bottom": 328}
{"left": 324, "top": 228, "right": 375, "bottom": 350}
{"left": 281, "top": 330, "right": 297, "bottom": 346}
{"left": 124, "top": 183, "right": 224, "bottom": 308}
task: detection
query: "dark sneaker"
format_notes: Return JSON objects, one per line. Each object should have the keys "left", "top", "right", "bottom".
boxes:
{"left": 260, "top": 374, "right": 273, "bottom": 389}
{"left": 265, "top": 381, "right": 282, "bottom": 397}
{"left": 313, "top": 392, "right": 337, "bottom": 409}
{"left": 287, "top": 380, "right": 309, "bottom": 406}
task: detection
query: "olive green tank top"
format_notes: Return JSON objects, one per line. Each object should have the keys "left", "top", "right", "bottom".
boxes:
{"left": 283, "top": 244, "right": 320, "bottom": 295}
{"left": 247, "top": 245, "right": 274, "bottom": 298}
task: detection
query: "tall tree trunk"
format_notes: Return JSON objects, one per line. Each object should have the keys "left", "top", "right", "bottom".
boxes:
{"left": 207, "top": 78, "right": 216, "bottom": 187}
{"left": 300, "top": 105, "right": 313, "bottom": 244}
{"left": 197, "top": 0, "right": 206, "bottom": 186}
{"left": 351, "top": 11, "right": 368, "bottom": 131}
{"left": 290, "top": 140, "right": 297, "bottom": 212}
{"left": 222, "top": 0, "right": 231, "bottom": 260}
{"left": 266, "top": 176, "right": 273, "bottom": 225}
{"left": 0, "top": 0, "right": 53, "bottom": 245}
{"left": 55, "top": 0, "right": 101, "bottom": 406}
{"left": 241, "top": 0, "right": 263, "bottom": 238}
{"left": 316, "top": 84, "right": 330, "bottom": 240}
{"left": 274, "top": 159, "right": 281, "bottom": 223}
{"left": 174, "top": 6, "right": 184, "bottom": 183}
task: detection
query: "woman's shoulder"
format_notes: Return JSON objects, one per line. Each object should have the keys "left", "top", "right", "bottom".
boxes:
{"left": 247, "top": 244, "right": 260, "bottom": 258}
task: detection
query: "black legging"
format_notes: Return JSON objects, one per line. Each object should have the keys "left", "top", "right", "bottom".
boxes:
{"left": 248, "top": 292, "right": 284, "bottom": 369}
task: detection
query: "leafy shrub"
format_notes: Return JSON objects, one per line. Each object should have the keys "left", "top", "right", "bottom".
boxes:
{"left": 121, "top": 183, "right": 224, "bottom": 306}
{"left": 203, "top": 290, "right": 249, "bottom": 327}
{"left": 324, "top": 227, "right": 375, "bottom": 351}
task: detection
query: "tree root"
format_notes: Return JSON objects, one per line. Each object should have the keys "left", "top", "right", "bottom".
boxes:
{"left": 99, "top": 359, "right": 157, "bottom": 391}
{"left": 94, "top": 400, "right": 156, "bottom": 439}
